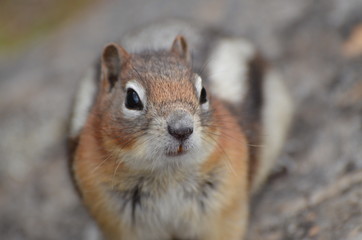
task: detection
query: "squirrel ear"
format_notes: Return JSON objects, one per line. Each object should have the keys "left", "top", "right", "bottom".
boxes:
{"left": 170, "top": 35, "right": 190, "bottom": 63}
{"left": 101, "top": 43, "right": 129, "bottom": 90}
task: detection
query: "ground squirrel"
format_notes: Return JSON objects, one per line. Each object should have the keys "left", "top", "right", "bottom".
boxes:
{"left": 68, "top": 20, "right": 293, "bottom": 240}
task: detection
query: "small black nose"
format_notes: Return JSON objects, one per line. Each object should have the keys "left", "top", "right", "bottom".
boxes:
{"left": 167, "top": 110, "right": 194, "bottom": 141}
{"left": 168, "top": 125, "right": 193, "bottom": 141}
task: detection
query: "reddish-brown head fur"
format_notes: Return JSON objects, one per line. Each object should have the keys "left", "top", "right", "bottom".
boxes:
{"left": 85, "top": 36, "right": 218, "bottom": 171}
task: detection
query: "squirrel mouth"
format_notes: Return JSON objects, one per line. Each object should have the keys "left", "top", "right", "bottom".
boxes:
{"left": 166, "top": 145, "right": 186, "bottom": 157}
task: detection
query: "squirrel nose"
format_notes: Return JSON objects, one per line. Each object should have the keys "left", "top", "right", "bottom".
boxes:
{"left": 168, "top": 125, "right": 193, "bottom": 141}
{"left": 167, "top": 110, "right": 194, "bottom": 141}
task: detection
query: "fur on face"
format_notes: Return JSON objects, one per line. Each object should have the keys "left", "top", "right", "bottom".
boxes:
{"left": 94, "top": 36, "right": 218, "bottom": 171}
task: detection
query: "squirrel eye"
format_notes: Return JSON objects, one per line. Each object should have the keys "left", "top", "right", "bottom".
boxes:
{"left": 125, "top": 88, "right": 143, "bottom": 110}
{"left": 200, "top": 87, "right": 207, "bottom": 104}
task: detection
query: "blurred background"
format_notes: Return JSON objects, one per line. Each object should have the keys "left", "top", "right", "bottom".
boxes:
{"left": 0, "top": 0, "right": 362, "bottom": 239}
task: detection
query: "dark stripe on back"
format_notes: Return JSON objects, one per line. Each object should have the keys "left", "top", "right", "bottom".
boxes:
{"left": 224, "top": 53, "right": 267, "bottom": 190}
{"left": 242, "top": 53, "right": 267, "bottom": 189}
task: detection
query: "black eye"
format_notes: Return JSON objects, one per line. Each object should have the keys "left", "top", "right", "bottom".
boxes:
{"left": 125, "top": 88, "right": 143, "bottom": 110}
{"left": 200, "top": 87, "right": 207, "bottom": 104}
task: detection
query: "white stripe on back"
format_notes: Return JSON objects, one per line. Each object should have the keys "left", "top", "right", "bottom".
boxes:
{"left": 208, "top": 38, "right": 255, "bottom": 104}
{"left": 69, "top": 68, "right": 97, "bottom": 138}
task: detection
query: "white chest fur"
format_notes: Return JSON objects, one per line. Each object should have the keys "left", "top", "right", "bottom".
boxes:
{"left": 108, "top": 169, "right": 222, "bottom": 240}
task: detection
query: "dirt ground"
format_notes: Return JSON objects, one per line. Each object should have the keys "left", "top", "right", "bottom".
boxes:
{"left": 0, "top": 0, "right": 361, "bottom": 239}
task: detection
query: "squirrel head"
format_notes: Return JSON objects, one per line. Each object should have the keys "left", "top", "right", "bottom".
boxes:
{"left": 94, "top": 35, "right": 217, "bottom": 171}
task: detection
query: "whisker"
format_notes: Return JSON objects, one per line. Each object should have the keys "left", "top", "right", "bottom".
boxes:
{"left": 112, "top": 155, "right": 123, "bottom": 190}
{"left": 201, "top": 133, "right": 237, "bottom": 177}
{"left": 90, "top": 152, "right": 114, "bottom": 175}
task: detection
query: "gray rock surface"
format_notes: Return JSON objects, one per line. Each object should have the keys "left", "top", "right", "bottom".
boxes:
{"left": 0, "top": 0, "right": 361, "bottom": 239}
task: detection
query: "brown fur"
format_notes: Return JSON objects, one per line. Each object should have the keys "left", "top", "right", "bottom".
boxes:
{"left": 199, "top": 100, "right": 249, "bottom": 239}
{"left": 73, "top": 98, "right": 249, "bottom": 240}
{"left": 71, "top": 35, "right": 260, "bottom": 240}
